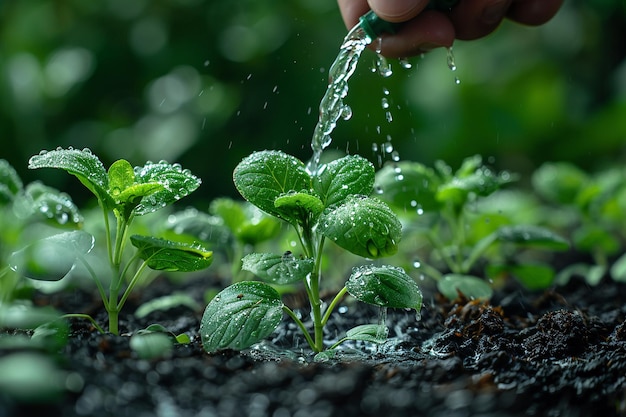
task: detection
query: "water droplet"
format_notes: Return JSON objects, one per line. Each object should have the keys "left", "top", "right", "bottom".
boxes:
{"left": 381, "top": 97, "right": 390, "bottom": 109}
{"left": 446, "top": 47, "right": 457, "bottom": 71}
{"left": 398, "top": 57, "right": 412, "bottom": 69}
{"left": 412, "top": 260, "right": 421, "bottom": 269}
{"left": 341, "top": 104, "right": 353, "bottom": 120}
{"left": 374, "top": 186, "right": 384, "bottom": 195}
{"left": 371, "top": 143, "right": 379, "bottom": 152}
{"left": 385, "top": 111, "right": 393, "bottom": 123}
{"left": 384, "top": 141, "right": 394, "bottom": 154}
{"left": 391, "top": 151, "right": 400, "bottom": 162}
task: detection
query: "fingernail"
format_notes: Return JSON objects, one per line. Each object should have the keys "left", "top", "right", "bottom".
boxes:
{"left": 482, "top": 0, "right": 510, "bottom": 25}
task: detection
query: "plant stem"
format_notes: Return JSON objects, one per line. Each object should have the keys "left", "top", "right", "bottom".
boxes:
{"left": 321, "top": 286, "right": 348, "bottom": 326}
{"left": 282, "top": 305, "right": 316, "bottom": 351}
{"left": 61, "top": 313, "right": 106, "bottom": 334}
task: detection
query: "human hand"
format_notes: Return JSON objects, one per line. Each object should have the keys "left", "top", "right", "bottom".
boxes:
{"left": 337, "top": 0, "right": 564, "bottom": 57}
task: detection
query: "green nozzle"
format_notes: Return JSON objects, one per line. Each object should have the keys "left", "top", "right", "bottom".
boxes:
{"left": 359, "top": 0, "right": 460, "bottom": 39}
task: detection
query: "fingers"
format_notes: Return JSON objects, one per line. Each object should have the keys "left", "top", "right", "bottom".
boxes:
{"left": 337, "top": 0, "right": 371, "bottom": 28}
{"left": 367, "top": 0, "right": 431, "bottom": 22}
{"left": 449, "top": 0, "right": 513, "bottom": 40}
{"left": 376, "top": 10, "right": 455, "bottom": 58}
{"left": 507, "top": 0, "right": 564, "bottom": 26}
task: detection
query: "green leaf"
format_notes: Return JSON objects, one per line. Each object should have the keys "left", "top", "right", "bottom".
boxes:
{"left": 0, "top": 159, "right": 23, "bottom": 205}
{"left": 108, "top": 159, "right": 136, "bottom": 197}
{"left": 134, "top": 293, "right": 201, "bottom": 319}
{"left": 573, "top": 225, "right": 620, "bottom": 255}
{"left": 210, "top": 198, "right": 281, "bottom": 245}
{"left": 437, "top": 274, "right": 493, "bottom": 301}
{"left": 130, "top": 235, "right": 213, "bottom": 272}
{"left": 610, "top": 253, "right": 626, "bottom": 283}
{"left": 200, "top": 281, "right": 284, "bottom": 352}
{"left": 313, "top": 155, "right": 374, "bottom": 207}
{"left": 133, "top": 161, "right": 201, "bottom": 215}
{"left": 166, "top": 207, "right": 232, "bottom": 247}
{"left": 531, "top": 161, "right": 588, "bottom": 205}
{"left": 373, "top": 161, "right": 441, "bottom": 213}
{"left": 437, "top": 167, "right": 516, "bottom": 205}
{"left": 28, "top": 148, "right": 113, "bottom": 208}
{"left": 344, "top": 324, "right": 388, "bottom": 344}
{"left": 274, "top": 191, "right": 324, "bottom": 226}
{"left": 233, "top": 150, "right": 311, "bottom": 220}
{"left": 13, "top": 182, "right": 83, "bottom": 227}
{"left": 555, "top": 263, "right": 605, "bottom": 286}
{"left": 318, "top": 195, "right": 401, "bottom": 259}
{"left": 9, "top": 231, "right": 95, "bottom": 281}
{"left": 241, "top": 252, "right": 314, "bottom": 285}
{"left": 130, "top": 332, "right": 174, "bottom": 359}
{"left": 0, "top": 304, "right": 62, "bottom": 329}
{"left": 487, "top": 263, "right": 555, "bottom": 290}
{"left": 496, "top": 225, "right": 570, "bottom": 251}
{"left": 346, "top": 265, "right": 422, "bottom": 310}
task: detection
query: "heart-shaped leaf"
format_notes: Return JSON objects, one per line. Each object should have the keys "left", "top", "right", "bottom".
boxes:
{"left": 233, "top": 150, "right": 311, "bottom": 220}
{"left": 346, "top": 265, "right": 422, "bottom": 310}
{"left": 200, "top": 281, "right": 284, "bottom": 352}
{"left": 130, "top": 235, "right": 213, "bottom": 272}
{"left": 241, "top": 252, "right": 314, "bottom": 285}
{"left": 318, "top": 195, "right": 401, "bottom": 259}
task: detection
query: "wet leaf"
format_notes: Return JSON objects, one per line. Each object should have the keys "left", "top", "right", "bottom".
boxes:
{"left": 200, "top": 281, "right": 283, "bottom": 352}
{"left": 0, "top": 159, "right": 23, "bottom": 205}
{"left": 241, "top": 252, "right": 314, "bottom": 285}
{"left": 210, "top": 198, "right": 281, "bottom": 245}
{"left": 9, "top": 231, "right": 95, "bottom": 281}
{"left": 346, "top": 265, "right": 422, "bottom": 310}
{"left": 344, "top": 324, "right": 388, "bottom": 344}
{"left": 130, "top": 235, "right": 213, "bottom": 272}
{"left": 28, "top": 148, "right": 113, "bottom": 209}
{"left": 130, "top": 332, "right": 174, "bottom": 359}
{"left": 13, "top": 182, "right": 83, "bottom": 227}
{"left": 496, "top": 225, "right": 570, "bottom": 251}
{"left": 531, "top": 161, "right": 588, "bottom": 205}
{"left": 274, "top": 191, "right": 324, "bottom": 226}
{"left": 134, "top": 293, "right": 201, "bottom": 318}
{"left": 233, "top": 150, "right": 311, "bottom": 220}
{"left": 437, "top": 274, "right": 493, "bottom": 301}
{"left": 133, "top": 161, "right": 201, "bottom": 215}
{"left": 374, "top": 161, "right": 441, "bottom": 213}
{"left": 318, "top": 195, "right": 401, "bottom": 259}
{"left": 437, "top": 167, "right": 516, "bottom": 205}
{"left": 313, "top": 155, "right": 374, "bottom": 207}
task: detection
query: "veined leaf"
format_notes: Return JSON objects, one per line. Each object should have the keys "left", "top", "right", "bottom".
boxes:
{"left": 133, "top": 161, "right": 201, "bottom": 215}
{"left": 313, "top": 155, "right": 374, "bottom": 207}
{"left": 28, "top": 148, "right": 113, "bottom": 208}
{"left": 344, "top": 324, "right": 388, "bottom": 344}
{"left": 130, "top": 235, "right": 213, "bottom": 272}
{"left": 210, "top": 199, "right": 281, "bottom": 245}
{"left": 318, "top": 195, "right": 401, "bottom": 259}
{"left": 200, "top": 281, "right": 283, "bottom": 352}
{"left": 9, "top": 230, "right": 95, "bottom": 281}
{"left": 346, "top": 265, "right": 422, "bottom": 310}
{"left": 241, "top": 252, "right": 313, "bottom": 285}
{"left": 374, "top": 161, "right": 441, "bottom": 213}
{"left": 233, "top": 150, "right": 311, "bottom": 220}
{"left": 13, "top": 182, "right": 83, "bottom": 227}
{"left": 274, "top": 191, "right": 324, "bottom": 227}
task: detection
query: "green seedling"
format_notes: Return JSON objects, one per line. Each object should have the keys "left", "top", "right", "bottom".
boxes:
{"left": 532, "top": 161, "right": 626, "bottom": 285}
{"left": 0, "top": 159, "right": 83, "bottom": 305}
{"left": 13, "top": 147, "right": 213, "bottom": 335}
{"left": 200, "top": 150, "right": 422, "bottom": 354}
{"left": 375, "top": 155, "right": 569, "bottom": 299}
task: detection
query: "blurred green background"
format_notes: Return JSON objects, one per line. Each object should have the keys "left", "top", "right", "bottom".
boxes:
{"left": 1, "top": 0, "right": 624, "bottom": 207}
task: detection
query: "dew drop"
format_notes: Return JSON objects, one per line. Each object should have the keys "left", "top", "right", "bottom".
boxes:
{"left": 412, "top": 260, "right": 421, "bottom": 269}
{"left": 341, "top": 104, "right": 353, "bottom": 120}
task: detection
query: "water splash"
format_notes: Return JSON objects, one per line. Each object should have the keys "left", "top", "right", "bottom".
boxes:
{"left": 446, "top": 47, "right": 460, "bottom": 85}
{"left": 308, "top": 25, "right": 373, "bottom": 175}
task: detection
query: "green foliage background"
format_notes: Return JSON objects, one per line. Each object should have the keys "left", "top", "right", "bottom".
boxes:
{"left": 1, "top": 0, "right": 624, "bottom": 206}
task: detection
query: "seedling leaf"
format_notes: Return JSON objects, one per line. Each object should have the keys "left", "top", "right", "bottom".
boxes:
{"left": 241, "top": 253, "right": 314, "bottom": 285}
{"left": 531, "top": 162, "right": 588, "bottom": 204}
{"left": 9, "top": 231, "right": 95, "bottom": 281}
{"left": 313, "top": 155, "right": 374, "bottom": 207}
{"left": 13, "top": 182, "right": 83, "bottom": 227}
{"left": 130, "top": 235, "right": 213, "bottom": 272}
{"left": 28, "top": 148, "right": 113, "bottom": 208}
{"left": 233, "top": 150, "right": 311, "bottom": 220}
{"left": 134, "top": 293, "right": 201, "bottom": 319}
{"left": 346, "top": 265, "right": 422, "bottom": 310}
{"left": 487, "top": 263, "right": 555, "bottom": 290}
{"left": 344, "top": 324, "right": 388, "bottom": 344}
{"left": 274, "top": 191, "right": 324, "bottom": 226}
{"left": 496, "top": 225, "right": 570, "bottom": 251}
{"left": 200, "top": 281, "right": 283, "bottom": 352}
{"left": 210, "top": 199, "right": 281, "bottom": 245}
{"left": 132, "top": 161, "right": 201, "bottom": 215}
{"left": 437, "top": 274, "right": 493, "bottom": 301}
{"left": 319, "top": 195, "right": 401, "bottom": 259}
{"left": 374, "top": 161, "right": 441, "bottom": 212}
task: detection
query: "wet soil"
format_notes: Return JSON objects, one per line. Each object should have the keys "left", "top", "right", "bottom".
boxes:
{"left": 2, "top": 273, "right": 626, "bottom": 417}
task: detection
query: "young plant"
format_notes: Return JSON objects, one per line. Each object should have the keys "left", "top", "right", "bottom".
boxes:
{"left": 532, "top": 161, "right": 626, "bottom": 285}
{"left": 200, "top": 150, "right": 422, "bottom": 354}
{"left": 375, "top": 155, "right": 569, "bottom": 299}
{"left": 15, "top": 148, "right": 213, "bottom": 335}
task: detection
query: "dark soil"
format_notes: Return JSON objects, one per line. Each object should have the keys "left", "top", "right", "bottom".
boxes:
{"left": 2, "top": 273, "right": 626, "bottom": 417}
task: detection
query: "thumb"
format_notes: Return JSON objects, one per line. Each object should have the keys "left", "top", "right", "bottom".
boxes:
{"left": 367, "top": 0, "right": 430, "bottom": 22}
